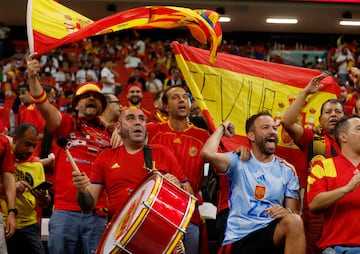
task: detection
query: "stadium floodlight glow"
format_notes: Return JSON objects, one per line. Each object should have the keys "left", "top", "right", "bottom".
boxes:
{"left": 339, "top": 20, "right": 360, "bottom": 26}
{"left": 266, "top": 18, "right": 298, "bottom": 24}
{"left": 219, "top": 16, "right": 231, "bottom": 23}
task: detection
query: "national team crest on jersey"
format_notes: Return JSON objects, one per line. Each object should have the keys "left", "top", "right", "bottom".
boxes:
{"left": 189, "top": 147, "right": 198, "bottom": 157}
{"left": 254, "top": 185, "right": 266, "bottom": 200}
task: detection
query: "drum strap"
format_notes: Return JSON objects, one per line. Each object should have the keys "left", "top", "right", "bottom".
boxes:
{"left": 143, "top": 145, "right": 153, "bottom": 172}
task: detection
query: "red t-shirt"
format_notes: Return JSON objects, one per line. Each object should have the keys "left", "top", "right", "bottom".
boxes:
{"left": 90, "top": 144, "right": 187, "bottom": 218}
{"left": 296, "top": 128, "right": 341, "bottom": 209}
{"left": 19, "top": 104, "right": 45, "bottom": 134}
{"left": 0, "top": 105, "right": 11, "bottom": 129}
{"left": 51, "top": 114, "right": 111, "bottom": 211}
{"left": 147, "top": 122, "right": 209, "bottom": 194}
{"left": 147, "top": 122, "right": 210, "bottom": 225}
{"left": 307, "top": 155, "right": 360, "bottom": 248}
{"left": 0, "top": 135, "right": 14, "bottom": 212}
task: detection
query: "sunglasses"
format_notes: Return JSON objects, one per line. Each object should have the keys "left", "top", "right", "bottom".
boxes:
{"left": 79, "top": 92, "right": 102, "bottom": 100}
{"left": 17, "top": 89, "right": 27, "bottom": 95}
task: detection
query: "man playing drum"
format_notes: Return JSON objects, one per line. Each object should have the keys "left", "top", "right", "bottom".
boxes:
{"left": 72, "top": 106, "right": 194, "bottom": 252}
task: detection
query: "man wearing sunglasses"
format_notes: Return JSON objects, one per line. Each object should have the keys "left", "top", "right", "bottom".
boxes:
{"left": 27, "top": 53, "right": 112, "bottom": 254}
{"left": 16, "top": 83, "right": 45, "bottom": 138}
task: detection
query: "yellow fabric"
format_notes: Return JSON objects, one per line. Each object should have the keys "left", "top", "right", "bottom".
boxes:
{"left": 1, "top": 161, "right": 46, "bottom": 229}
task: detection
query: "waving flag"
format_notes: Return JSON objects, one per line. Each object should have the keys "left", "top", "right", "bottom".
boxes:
{"left": 173, "top": 42, "right": 340, "bottom": 185}
{"left": 27, "top": 0, "right": 221, "bottom": 62}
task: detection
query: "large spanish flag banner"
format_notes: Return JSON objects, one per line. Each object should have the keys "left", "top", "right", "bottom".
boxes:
{"left": 173, "top": 42, "right": 340, "bottom": 186}
{"left": 27, "top": 0, "right": 221, "bottom": 62}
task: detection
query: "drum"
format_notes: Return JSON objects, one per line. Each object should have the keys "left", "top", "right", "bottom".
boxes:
{"left": 96, "top": 171, "right": 196, "bottom": 254}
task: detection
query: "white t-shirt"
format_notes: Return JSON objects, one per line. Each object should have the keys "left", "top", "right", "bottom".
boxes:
{"left": 101, "top": 67, "right": 115, "bottom": 94}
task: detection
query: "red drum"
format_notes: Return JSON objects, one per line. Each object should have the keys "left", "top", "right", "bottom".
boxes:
{"left": 96, "top": 171, "right": 196, "bottom": 254}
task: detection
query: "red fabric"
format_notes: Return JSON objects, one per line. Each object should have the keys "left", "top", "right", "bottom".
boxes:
{"left": 90, "top": 144, "right": 187, "bottom": 218}
{"left": 308, "top": 155, "right": 360, "bottom": 248}
{"left": 51, "top": 113, "right": 111, "bottom": 211}
{"left": 0, "top": 105, "right": 11, "bottom": 130}
{"left": 147, "top": 121, "right": 210, "bottom": 226}
{"left": 18, "top": 104, "right": 45, "bottom": 134}
{"left": 0, "top": 135, "right": 14, "bottom": 212}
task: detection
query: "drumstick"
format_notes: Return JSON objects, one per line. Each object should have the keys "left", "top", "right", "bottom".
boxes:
{"left": 56, "top": 136, "right": 81, "bottom": 173}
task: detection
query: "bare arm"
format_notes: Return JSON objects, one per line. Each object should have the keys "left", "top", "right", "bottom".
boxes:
{"left": 281, "top": 73, "right": 326, "bottom": 143}
{"left": 72, "top": 171, "right": 103, "bottom": 211}
{"left": 3, "top": 172, "right": 16, "bottom": 238}
{"left": 27, "top": 53, "right": 62, "bottom": 132}
{"left": 309, "top": 173, "right": 360, "bottom": 213}
{"left": 200, "top": 121, "right": 235, "bottom": 173}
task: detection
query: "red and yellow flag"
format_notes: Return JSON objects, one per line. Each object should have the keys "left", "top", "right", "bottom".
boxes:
{"left": 27, "top": 0, "right": 221, "bottom": 62}
{"left": 173, "top": 42, "right": 340, "bottom": 184}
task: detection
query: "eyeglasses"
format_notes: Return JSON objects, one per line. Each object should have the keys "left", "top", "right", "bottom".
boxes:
{"left": 17, "top": 89, "right": 27, "bottom": 95}
{"left": 108, "top": 100, "right": 120, "bottom": 105}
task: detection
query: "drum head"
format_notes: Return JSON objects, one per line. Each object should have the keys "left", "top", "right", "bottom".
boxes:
{"left": 99, "top": 176, "right": 159, "bottom": 253}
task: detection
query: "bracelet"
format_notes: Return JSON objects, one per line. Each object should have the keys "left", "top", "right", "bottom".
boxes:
{"left": 286, "top": 207, "right": 293, "bottom": 214}
{"left": 31, "top": 89, "right": 48, "bottom": 105}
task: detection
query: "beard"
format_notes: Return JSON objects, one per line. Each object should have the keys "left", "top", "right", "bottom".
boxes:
{"left": 255, "top": 134, "right": 278, "bottom": 156}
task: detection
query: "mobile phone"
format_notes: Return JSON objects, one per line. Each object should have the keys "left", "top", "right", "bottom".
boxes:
{"left": 33, "top": 181, "right": 53, "bottom": 191}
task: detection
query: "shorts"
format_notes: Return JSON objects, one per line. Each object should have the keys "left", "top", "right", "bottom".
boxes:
{"left": 218, "top": 219, "right": 283, "bottom": 254}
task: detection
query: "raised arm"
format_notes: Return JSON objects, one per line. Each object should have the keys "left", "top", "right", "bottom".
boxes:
{"left": 27, "top": 53, "right": 62, "bottom": 132}
{"left": 281, "top": 73, "right": 326, "bottom": 143}
{"left": 200, "top": 121, "right": 235, "bottom": 173}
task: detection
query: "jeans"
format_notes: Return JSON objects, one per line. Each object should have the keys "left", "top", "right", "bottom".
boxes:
{"left": 183, "top": 222, "right": 200, "bottom": 254}
{"left": 323, "top": 246, "right": 360, "bottom": 254}
{"left": 6, "top": 223, "right": 44, "bottom": 254}
{"left": 0, "top": 214, "right": 7, "bottom": 254}
{"left": 48, "top": 210, "right": 106, "bottom": 254}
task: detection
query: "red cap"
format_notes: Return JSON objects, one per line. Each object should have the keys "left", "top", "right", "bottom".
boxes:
{"left": 127, "top": 82, "right": 143, "bottom": 92}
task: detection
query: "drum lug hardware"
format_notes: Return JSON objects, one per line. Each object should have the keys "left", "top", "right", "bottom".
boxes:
{"left": 142, "top": 201, "right": 187, "bottom": 234}
{"left": 113, "top": 241, "right": 132, "bottom": 254}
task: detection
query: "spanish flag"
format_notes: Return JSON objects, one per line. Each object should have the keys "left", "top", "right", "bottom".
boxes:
{"left": 27, "top": 0, "right": 221, "bottom": 62}
{"left": 173, "top": 42, "right": 340, "bottom": 186}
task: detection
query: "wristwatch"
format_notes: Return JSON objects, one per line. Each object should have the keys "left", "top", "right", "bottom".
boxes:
{"left": 8, "top": 208, "right": 18, "bottom": 216}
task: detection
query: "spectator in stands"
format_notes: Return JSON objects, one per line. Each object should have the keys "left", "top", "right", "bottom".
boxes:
{"left": 281, "top": 73, "right": 344, "bottom": 254}
{"left": 338, "top": 84, "right": 357, "bottom": 115}
{"left": 59, "top": 90, "right": 74, "bottom": 114}
{"left": 124, "top": 49, "right": 142, "bottom": 69}
{"left": 0, "top": 91, "right": 15, "bottom": 135}
{"left": 335, "top": 44, "right": 354, "bottom": 85}
{"left": 0, "top": 133, "right": 16, "bottom": 253}
{"left": 2, "top": 123, "right": 50, "bottom": 254}
{"left": 59, "top": 71, "right": 77, "bottom": 97}
{"left": 76, "top": 60, "right": 98, "bottom": 85}
{"left": 147, "top": 90, "right": 167, "bottom": 123}
{"left": 164, "top": 67, "right": 186, "bottom": 89}
{"left": 126, "top": 82, "right": 152, "bottom": 119}
{"left": 100, "top": 93, "right": 121, "bottom": 132}
{"left": 153, "top": 63, "right": 167, "bottom": 84}
{"left": 189, "top": 100, "right": 208, "bottom": 131}
{"left": 200, "top": 112, "right": 304, "bottom": 254}
{"left": 4, "top": 59, "right": 23, "bottom": 97}
{"left": 145, "top": 70, "right": 163, "bottom": 92}
{"left": 27, "top": 53, "right": 113, "bottom": 254}
{"left": 100, "top": 57, "right": 121, "bottom": 95}
{"left": 308, "top": 115, "right": 360, "bottom": 253}
{"left": 16, "top": 83, "right": 45, "bottom": 139}
{"left": 127, "top": 66, "right": 146, "bottom": 91}
{"left": 147, "top": 85, "right": 211, "bottom": 254}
